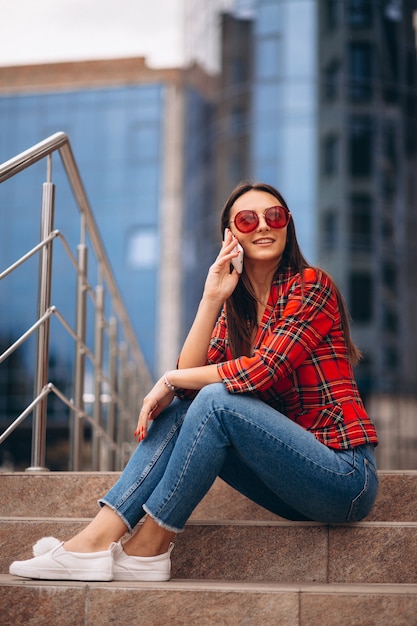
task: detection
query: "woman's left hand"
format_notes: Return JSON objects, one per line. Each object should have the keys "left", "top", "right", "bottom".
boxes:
{"left": 134, "top": 376, "right": 175, "bottom": 442}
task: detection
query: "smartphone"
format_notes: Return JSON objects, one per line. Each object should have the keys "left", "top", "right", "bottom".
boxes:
{"left": 232, "top": 242, "right": 244, "bottom": 274}
{"left": 224, "top": 229, "right": 244, "bottom": 274}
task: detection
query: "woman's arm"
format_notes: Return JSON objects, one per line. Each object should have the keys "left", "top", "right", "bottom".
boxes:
{"left": 168, "top": 364, "right": 222, "bottom": 389}
{"left": 134, "top": 233, "right": 242, "bottom": 442}
{"left": 178, "top": 230, "right": 241, "bottom": 369}
{"left": 134, "top": 365, "right": 222, "bottom": 441}
{"left": 177, "top": 298, "right": 224, "bottom": 369}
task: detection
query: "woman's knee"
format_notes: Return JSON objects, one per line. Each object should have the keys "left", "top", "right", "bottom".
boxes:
{"left": 188, "top": 383, "right": 231, "bottom": 413}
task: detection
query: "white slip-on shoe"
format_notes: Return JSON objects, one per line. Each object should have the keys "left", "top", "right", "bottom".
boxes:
{"left": 112, "top": 541, "right": 174, "bottom": 581}
{"left": 9, "top": 536, "right": 114, "bottom": 581}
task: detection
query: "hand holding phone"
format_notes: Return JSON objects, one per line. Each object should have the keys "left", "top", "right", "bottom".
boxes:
{"left": 232, "top": 242, "right": 244, "bottom": 274}
{"left": 224, "top": 229, "right": 244, "bottom": 274}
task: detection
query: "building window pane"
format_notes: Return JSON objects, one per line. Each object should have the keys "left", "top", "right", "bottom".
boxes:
{"left": 381, "top": 120, "right": 397, "bottom": 198}
{"left": 349, "top": 272, "right": 373, "bottom": 322}
{"left": 129, "top": 123, "right": 161, "bottom": 163}
{"left": 382, "top": 260, "right": 397, "bottom": 294}
{"left": 384, "top": 1, "right": 403, "bottom": 21}
{"left": 383, "top": 307, "right": 398, "bottom": 333}
{"left": 256, "top": 4, "right": 282, "bottom": 36}
{"left": 230, "top": 106, "right": 245, "bottom": 135}
{"left": 382, "top": 215, "right": 394, "bottom": 244}
{"left": 126, "top": 228, "right": 158, "bottom": 269}
{"left": 256, "top": 38, "right": 281, "bottom": 79}
{"left": 322, "top": 210, "right": 338, "bottom": 251}
{"left": 347, "top": 0, "right": 373, "bottom": 28}
{"left": 383, "top": 346, "right": 399, "bottom": 368}
{"left": 349, "top": 42, "right": 372, "bottom": 101}
{"left": 230, "top": 152, "right": 245, "bottom": 184}
{"left": 324, "top": 60, "right": 341, "bottom": 101}
{"left": 350, "top": 194, "right": 372, "bottom": 251}
{"left": 349, "top": 116, "right": 373, "bottom": 177}
{"left": 323, "top": 135, "right": 339, "bottom": 176}
{"left": 325, "top": 0, "right": 342, "bottom": 30}
{"left": 231, "top": 58, "right": 247, "bottom": 85}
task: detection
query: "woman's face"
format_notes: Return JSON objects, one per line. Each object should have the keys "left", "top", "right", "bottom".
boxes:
{"left": 228, "top": 190, "right": 289, "bottom": 267}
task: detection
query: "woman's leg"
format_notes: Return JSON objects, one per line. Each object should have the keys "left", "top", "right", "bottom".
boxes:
{"left": 218, "top": 443, "right": 377, "bottom": 523}
{"left": 218, "top": 448, "right": 312, "bottom": 521}
{"left": 9, "top": 399, "right": 189, "bottom": 580}
{"left": 64, "top": 398, "right": 191, "bottom": 553}
{"left": 122, "top": 514, "right": 175, "bottom": 557}
{"left": 64, "top": 505, "right": 128, "bottom": 552}
{"left": 140, "top": 383, "right": 378, "bottom": 530}
{"left": 10, "top": 383, "right": 378, "bottom": 580}
{"left": 64, "top": 507, "right": 175, "bottom": 557}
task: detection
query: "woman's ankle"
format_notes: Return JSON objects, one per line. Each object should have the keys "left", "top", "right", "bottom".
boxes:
{"left": 123, "top": 518, "right": 175, "bottom": 557}
{"left": 63, "top": 505, "right": 128, "bottom": 552}
{"left": 64, "top": 532, "right": 114, "bottom": 553}
{"left": 63, "top": 538, "right": 101, "bottom": 553}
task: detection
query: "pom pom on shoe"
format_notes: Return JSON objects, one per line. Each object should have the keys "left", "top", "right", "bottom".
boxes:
{"left": 33, "top": 536, "right": 62, "bottom": 557}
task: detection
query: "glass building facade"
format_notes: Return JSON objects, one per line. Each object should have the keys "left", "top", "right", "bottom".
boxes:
{"left": 216, "top": 0, "right": 417, "bottom": 467}
{"left": 0, "top": 84, "right": 165, "bottom": 375}
{"left": 251, "top": 0, "right": 318, "bottom": 263}
{"left": 0, "top": 62, "right": 217, "bottom": 386}
{"left": 1, "top": 1, "right": 416, "bottom": 468}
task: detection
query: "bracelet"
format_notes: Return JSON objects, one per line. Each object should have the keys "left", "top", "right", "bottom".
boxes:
{"left": 163, "top": 371, "right": 176, "bottom": 392}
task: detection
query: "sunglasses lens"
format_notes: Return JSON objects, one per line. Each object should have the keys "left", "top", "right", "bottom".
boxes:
{"left": 233, "top": 206, "right": 289, "bottom": 233}
{"left": 234, "top": 211, "right": 259, "bottom": 233}
{"left": 265, "top": 206, "right": 289, "bottom": 228}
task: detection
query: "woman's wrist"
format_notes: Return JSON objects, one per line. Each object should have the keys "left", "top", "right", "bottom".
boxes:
{"left": 200, "top": 289, "right": 225, "bottom": 310}
{"left": 163, "top": 371, "right": 176, "bottom": 393}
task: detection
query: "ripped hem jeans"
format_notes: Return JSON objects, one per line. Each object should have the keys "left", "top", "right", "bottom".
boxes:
{"left": 99, "top": 383, "right": 379, "bottom": 533}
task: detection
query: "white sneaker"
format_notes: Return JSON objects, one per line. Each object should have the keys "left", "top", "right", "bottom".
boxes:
{"left": 9, "top": 536, "right": 114, "bottom": 581}
{"left": 112, "top": 542, "right": 174, "bottom": 581}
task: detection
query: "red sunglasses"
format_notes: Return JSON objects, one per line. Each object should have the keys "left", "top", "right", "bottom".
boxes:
{"left": 230, "top": 205, "right": 291, "bottom": 234}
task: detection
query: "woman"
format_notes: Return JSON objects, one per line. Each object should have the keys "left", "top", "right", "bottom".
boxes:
{"left": 10, "top": 182, "right": 378, "bottom": 582}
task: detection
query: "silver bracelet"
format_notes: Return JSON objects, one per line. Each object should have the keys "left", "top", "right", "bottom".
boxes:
{"left": 163, "top": 371, "right": 176, "bottom": 392}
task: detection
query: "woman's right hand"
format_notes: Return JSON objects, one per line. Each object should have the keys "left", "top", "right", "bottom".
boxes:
{"left": 133, "top": 375, "right": 175, "bottom": 442}
{"left": 202, "top": 229, "right": 241, "bottom": 303}
{"left": 177, "top": 230, "right": 242, "bottom": 370}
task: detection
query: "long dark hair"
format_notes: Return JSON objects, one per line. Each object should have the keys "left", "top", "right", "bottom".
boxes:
{"left": 220, "top": 181, "right": 361, "bottom": 365}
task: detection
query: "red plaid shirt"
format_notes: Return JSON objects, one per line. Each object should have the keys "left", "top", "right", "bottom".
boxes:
{"left": 178, "top": 267, "right": 378, "bottom": 450}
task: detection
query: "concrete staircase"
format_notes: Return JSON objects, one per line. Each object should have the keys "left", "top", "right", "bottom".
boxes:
{"left": 1, "top": 471, "right": 417, "bottom": 625}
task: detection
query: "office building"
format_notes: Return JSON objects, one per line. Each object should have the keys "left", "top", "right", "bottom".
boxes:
{"left": 316, "top": 1, "right": 417, "bottom": 466}
{"left": 1, "top": 1, "right": 416, "bottom": 467}
{"left": 216, "top": 1, "right": 417, "bottom": 466}
{"left": 0, "top": 58, "right": 216, "bottom": 384}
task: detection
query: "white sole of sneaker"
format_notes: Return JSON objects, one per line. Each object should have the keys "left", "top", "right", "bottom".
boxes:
{"left": 9, "top": 563, "right": 112, "bottom": 581}
{"left": 112, "top": 571, "right": 170, "bottom": 582}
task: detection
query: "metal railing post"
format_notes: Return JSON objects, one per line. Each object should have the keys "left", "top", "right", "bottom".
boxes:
{"left": 117, "top": 342, "right": 128, "bottom": 469}
{"left": 104, "top": 316, "right": 118, "bottom": 470}
{"left": 0, "top": 133, "right": 154, "bottom": 471}
{"left": 27, "top": 171, "right": 55, "bottom": 472}
{"left": 92, "top": 284, "right": 104, "bottom": 470}
{"left": 128, "top": 362, "right": 139, "bottom": 466}
{"left": 70, "top": 243, "right": 88, "bottom": 470}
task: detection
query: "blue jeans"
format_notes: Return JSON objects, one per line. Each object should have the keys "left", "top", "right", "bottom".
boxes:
{"left": 100, "top": 383, "right": 378, "bottom": 533}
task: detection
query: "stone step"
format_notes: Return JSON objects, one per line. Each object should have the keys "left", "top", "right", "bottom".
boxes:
{"left": 1, "top": 575, "right": 417, "bottom": 626}
{"left": 3, "top": 472, "right": 417, "bottom": 623}
{"left": 1, "top": 470, "right": 417, "bottom": 522}
{"left": 2, "top": 518, "right": 417, "bottom": 584}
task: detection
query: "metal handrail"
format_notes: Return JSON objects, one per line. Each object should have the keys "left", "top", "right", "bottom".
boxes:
{"left": 0, "top": 132, "right": 146, "bottom": 369}
{"left": 0, "top": 132, "right": 153, "bottom": 471}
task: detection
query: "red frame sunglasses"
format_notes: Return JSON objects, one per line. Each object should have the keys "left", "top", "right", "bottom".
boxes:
{"left": 230, "top": 205, "right": 291, "bottom": 234}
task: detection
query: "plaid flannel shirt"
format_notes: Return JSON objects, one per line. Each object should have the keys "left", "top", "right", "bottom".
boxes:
{"left": 177, "top": 267, "right": 378, "bottom": 450}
